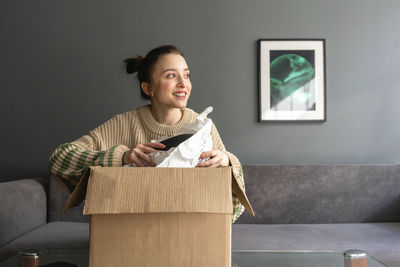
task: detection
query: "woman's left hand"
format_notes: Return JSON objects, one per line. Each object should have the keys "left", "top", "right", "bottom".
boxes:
{"left": 196, "top": 149, "right": 229, "bottom": 167}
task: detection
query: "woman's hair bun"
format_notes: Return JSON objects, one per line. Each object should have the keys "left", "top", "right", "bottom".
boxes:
{"left": 124, "top": 56, "right": 144, "bottom": 74}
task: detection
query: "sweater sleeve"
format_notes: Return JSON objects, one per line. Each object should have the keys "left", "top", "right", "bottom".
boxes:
{"left": 210, "top": 123, "right": 246, "bottom": 223}
{"left": 48, "top": 117, "right": 130, "bottom": 194}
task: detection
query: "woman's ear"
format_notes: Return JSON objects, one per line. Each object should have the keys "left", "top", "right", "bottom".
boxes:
{"left": 141, "top": 82, "right": 153, "bottom": 97}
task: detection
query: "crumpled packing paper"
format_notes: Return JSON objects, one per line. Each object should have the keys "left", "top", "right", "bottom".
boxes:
{"left": 125, "top": 107, "right": 213, "bottom": 167}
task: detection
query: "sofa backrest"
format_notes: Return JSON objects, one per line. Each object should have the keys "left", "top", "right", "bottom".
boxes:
{"left": 236, "top": 164, "right": 400, "bottom": 224}
{"left": 48, "top": 176, "right": 89, "bottom": 223}
{"left": 48, "top": 164, "right": 400, "bottom": 224}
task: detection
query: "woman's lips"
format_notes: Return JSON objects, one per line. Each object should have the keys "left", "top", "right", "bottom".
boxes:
{"left": 173, "top": 91, "right": 187, "bottom": 97}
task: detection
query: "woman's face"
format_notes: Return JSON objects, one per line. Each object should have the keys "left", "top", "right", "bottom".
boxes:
{"left": 144, "top": 53, "right": 192, "bottom": 110}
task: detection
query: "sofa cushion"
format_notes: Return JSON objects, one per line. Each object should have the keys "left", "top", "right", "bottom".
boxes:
{"left": 0, "top": 178, "right": 47, "bottom": 247}
{"left": 237, "top": 165, "right": 400, "bottom": 224}
{"left": 48, "top": 177, "right": 89, "bottom": 223}
{"left": 0, "top": 221, "right": 89, "bottom": 262}
{"left": 232, "top": 223, "right": 400, "bottom": 267}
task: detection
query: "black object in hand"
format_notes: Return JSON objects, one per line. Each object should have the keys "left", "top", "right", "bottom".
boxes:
{"left": 158, "top": 134, "right": 194, "bottom": 151}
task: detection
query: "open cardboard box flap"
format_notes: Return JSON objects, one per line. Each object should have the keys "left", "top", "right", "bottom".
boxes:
{"left": 84, "top": 167, "right": 233, "bottom": 214}
{"left": 232, "top": 170, "right": 255, "bottom": 216}
{"left": 64, "top": 167, "right": 254, "bottom": 216}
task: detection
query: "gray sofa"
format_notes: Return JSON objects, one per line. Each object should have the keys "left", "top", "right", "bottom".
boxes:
{"left": 235, "top": 165, "right": 400, "bottom": 267}
{"left": 1, "top": 165, "right": 400, "bottom": 266}
{"left": 0, "top": 177, "right": 89, "bottom": 262}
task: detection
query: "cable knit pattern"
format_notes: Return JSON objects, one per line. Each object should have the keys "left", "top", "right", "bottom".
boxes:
{"left": 49, "top": 105, "right": 245, "bottom": 222}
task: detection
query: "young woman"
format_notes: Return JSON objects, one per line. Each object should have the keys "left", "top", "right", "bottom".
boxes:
{"left": 49, "top": 45, "right": 246, "bottom": 222}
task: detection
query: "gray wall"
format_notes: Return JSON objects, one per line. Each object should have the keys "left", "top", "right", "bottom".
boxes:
{"left": 1, "top": 0, "right": 400, "bottom": 181}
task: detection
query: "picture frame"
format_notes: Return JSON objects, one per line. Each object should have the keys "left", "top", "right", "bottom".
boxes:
{"left": 258, "top": 39, "right": 326, "bottom": 122}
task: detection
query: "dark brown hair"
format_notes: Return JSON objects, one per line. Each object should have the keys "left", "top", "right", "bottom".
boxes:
{"left": 124, "top": 45, "right": 184, "bottom": 100}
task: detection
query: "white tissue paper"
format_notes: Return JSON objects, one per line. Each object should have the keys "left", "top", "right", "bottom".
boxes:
{"left": 149, "top": 106, "right": 214, "bottom": 167}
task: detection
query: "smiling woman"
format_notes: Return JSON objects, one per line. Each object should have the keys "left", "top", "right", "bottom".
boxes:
{"left": 48, "top": 45, "right": 246, "bottom": 222}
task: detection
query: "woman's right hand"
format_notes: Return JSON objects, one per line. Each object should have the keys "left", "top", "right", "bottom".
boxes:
{"left": 122, "top": 142, "right": 166, "bottom": 167}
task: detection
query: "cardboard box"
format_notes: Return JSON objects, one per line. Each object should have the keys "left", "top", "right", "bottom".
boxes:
{"left": 83, "top": 167, "right": 253, "bottom": 267}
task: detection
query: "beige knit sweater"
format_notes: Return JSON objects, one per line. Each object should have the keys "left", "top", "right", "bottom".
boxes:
{"left": 49, "top": 105, "right": 247, "bottom": 222}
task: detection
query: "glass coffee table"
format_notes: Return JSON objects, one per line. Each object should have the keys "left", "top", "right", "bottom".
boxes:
{"left": 0, "top": 249, "right": 386, "bottom": 266}
{"left": 0, "top": 250, "right": 88, "bottom": 267}
{"left": 232, "top": 250, "right": 386, "bottom": 267}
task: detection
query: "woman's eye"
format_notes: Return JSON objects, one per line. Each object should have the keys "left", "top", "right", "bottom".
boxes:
{"left": 166, "top": 73, "right": 190, "bottom": 78}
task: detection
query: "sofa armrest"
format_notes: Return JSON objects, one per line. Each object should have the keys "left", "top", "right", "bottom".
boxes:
{"left": 0, "top": 178, "right": 47, "bottom": 246}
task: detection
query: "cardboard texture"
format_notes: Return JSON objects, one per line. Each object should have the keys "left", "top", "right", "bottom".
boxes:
{"left": 84, "top": 167, "right": 253, "bottom": 267}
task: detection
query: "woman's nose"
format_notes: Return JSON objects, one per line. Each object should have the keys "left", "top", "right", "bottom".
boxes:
{"left": 177, "top": 74, "right": 187, "bottom": 87}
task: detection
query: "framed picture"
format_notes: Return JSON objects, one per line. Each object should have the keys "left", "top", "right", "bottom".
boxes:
{"left": 258, "top": 39, "right": 326, "bottom": 122}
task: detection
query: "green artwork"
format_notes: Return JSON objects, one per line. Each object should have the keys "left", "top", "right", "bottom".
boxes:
{"left": 270, "top": 53, "right": 315, "bottom": 110}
